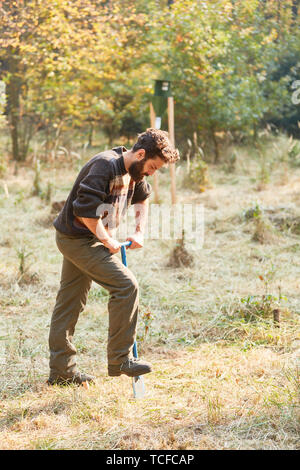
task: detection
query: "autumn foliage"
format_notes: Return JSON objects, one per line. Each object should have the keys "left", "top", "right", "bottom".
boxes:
{"left": 0, "top": 0, "right": 299, "bottom": 161}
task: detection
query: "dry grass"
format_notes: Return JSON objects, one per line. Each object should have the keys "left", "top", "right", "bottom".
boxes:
{"left": 0, "top": 137, "right": 299, "bottom": 450}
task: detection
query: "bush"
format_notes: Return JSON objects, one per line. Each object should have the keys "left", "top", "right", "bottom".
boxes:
{"left": 183, "top": 156, "right": 212, "bottom": 193}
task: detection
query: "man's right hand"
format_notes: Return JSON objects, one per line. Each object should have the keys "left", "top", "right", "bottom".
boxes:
{"left": 78, "top": 217, "right": 120, "bottom": 254}
{"left": 102, "top": 237, "right": 121, "bottom": 254}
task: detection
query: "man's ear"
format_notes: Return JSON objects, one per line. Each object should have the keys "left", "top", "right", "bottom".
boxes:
{"left": 135, "top": 149, "right": 145, "bottom": 161}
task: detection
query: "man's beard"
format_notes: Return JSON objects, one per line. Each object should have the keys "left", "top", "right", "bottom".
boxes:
{"left": 128, "top": 159, "right": 148, "bottom": 182}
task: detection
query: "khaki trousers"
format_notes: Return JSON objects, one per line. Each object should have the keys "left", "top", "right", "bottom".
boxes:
{"left": 48, "top": 230, "right": 139, "bottom": 380}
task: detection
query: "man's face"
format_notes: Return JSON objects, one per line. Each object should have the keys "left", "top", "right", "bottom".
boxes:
{"left": 128, "top": 156, "right": 165, "bottom": 182}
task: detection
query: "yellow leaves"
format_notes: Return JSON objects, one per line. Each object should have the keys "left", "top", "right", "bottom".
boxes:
{"left": 263, "top": 28, "right": 278, "bottom": 45}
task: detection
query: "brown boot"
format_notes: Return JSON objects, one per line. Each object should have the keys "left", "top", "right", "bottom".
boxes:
{"left": 108, "top": 358, "right": 152, "bottom": 377}
{"left": 47, "top": 372, "right": 95, "bottom": 387}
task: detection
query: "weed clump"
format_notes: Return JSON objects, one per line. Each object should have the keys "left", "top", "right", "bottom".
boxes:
{"left": 221, "top": 271, "right": 287, "bottom": 327}
{"left": 287, "top": 138, "right": 300, "bottom": 167}
{"left": 51, "top": 200, "right": 65, "bottom": 214}
{"left": 243, "top": 203, "right": 262, "bottom": 220}
{"left": 222, "top": 151, "right": 237, "bottom": 174}
{"left": 252, "top": 217, "right": 278, "bottom": 244}
{"left": 243, "top": 203, "right": 279, "bottom": 244}
{"left": 237, "top": 294, "right": 281, "bottom": 323}
{"left": 16, "top": 247, "right": 40, "bottom": 285}
{"left": 183, "top": 146, "right": 212, "bottom": 193}
{"left": 0, "top": 153, "right": 8, "bottom": 177}
{"left": 167, "top": 232, "right": 194, "bottom": 268}
{"left": 269, "top": 214, "right": 300, "bottom": 236}
{"left": 32, "top": 159, "right": 42, "bottom": 197}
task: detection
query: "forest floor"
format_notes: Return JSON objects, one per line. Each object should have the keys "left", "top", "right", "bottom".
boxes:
{"left": 0, "top": 138, "right": 299, "bottom": 450}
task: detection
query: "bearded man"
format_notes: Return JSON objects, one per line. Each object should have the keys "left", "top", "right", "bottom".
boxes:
{"left": 47, "top": 128, "right": 179, "bottom": 386}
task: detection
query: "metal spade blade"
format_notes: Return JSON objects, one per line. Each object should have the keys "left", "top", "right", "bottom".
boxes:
{"left": 132, "top": 340, "right": 145, "bottom": 399}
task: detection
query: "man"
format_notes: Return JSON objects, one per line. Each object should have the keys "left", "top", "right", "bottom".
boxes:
{"left": 48, "top": 128, "right": 179, "bottom": 386}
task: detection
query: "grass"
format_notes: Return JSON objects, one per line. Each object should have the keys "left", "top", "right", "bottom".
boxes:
{"left": 0, "top": 134, "right": 299, "bottom": 450}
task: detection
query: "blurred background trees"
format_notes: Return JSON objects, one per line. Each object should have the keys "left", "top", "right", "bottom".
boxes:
{"left": 0, "top": 0, "right": 299, "bottom": 162}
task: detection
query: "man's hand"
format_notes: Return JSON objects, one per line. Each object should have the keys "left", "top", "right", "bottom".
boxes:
{"left": 126, "top": 232, "right": 144, "bottom": 249}
{"left": 78, "top": 217, "right": 120, "bottom": 253}
{"left": 102, "top": 237, "right": 121, "bottom": 254}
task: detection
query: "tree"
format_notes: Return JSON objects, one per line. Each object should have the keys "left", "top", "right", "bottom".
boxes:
{"left": 0, "top": 0, "right": 105, "bottom": 160}
{"left": 145, "top": 0, "right": 300, "bottom": 160}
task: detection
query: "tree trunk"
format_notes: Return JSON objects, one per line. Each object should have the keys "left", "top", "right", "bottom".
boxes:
{"left": 292, "top": 0, "right": 298, "bottom": 27}
{"left": 253, "top": 122, "right": 258, "bottom": 143}
{"left": 6, "top": 53, "right": 22, "bottom": 161}
{"left": 45, "top": 123, "right": 50, "bottom": 160}
{"left": 210, "top": 126, "right": 220, "bottom": 163}
{"left": 5, "top": 48, "right": 33, "bottom": 162}
{"left": 105, "top": 125, "right": 115, "bottom": 148}
{"left": 88, "top": 122, "right": 94, "bottom": 147}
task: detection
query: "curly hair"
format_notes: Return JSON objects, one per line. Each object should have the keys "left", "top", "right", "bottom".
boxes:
{"left": 132, "top": 128, "right": 180, "bottom": 163}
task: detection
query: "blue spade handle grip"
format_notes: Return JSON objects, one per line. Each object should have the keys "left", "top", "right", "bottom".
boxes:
{"left": 121, "top": 241, "right": 132, "bottom": 248}
{"left": 120, "top": 241, "right": 132, "bottom": 266}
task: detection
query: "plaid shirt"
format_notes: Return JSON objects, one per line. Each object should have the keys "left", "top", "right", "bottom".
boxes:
{"left": 53, "top": 146, "right": 151, "bottom": 237}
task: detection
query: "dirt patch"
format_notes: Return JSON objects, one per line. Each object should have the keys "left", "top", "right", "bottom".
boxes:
{"left": 252, "top": 217, "right": 279, "bottom": 244}
{"left": 167, "top": 235, "right": 194, "bottom": 268}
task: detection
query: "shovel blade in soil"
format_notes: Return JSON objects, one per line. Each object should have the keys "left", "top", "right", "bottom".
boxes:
{"left": 132, "top": 375, "right": 145, "bottom": 399}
